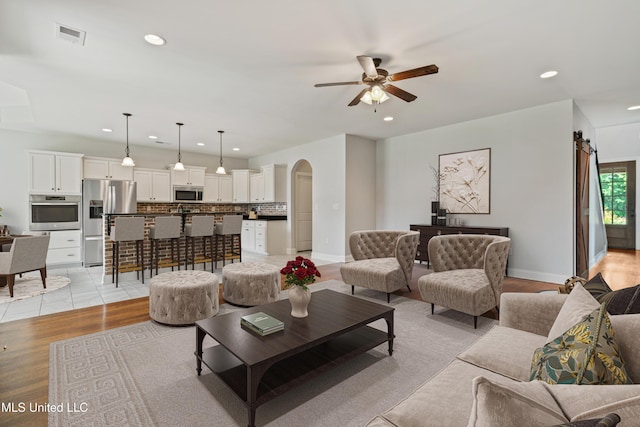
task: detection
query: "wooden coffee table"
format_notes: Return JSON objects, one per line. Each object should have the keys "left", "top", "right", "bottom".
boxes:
{"left": 195, "top": 289, "right": 395, "bottom": 427}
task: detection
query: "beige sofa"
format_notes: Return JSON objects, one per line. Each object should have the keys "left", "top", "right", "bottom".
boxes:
{"left": 366, "top": 292, "right": 640, "bottom": 426}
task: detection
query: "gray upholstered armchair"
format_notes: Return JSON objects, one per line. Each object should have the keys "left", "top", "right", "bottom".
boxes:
{"left": 418, "top": 234, "right": 511, "bottom": 328}
{"left": 0, "top": 235, "right": 50, "bottom": 298}
{"left": 340, "top": 230, "right": 420, "bottom": 302}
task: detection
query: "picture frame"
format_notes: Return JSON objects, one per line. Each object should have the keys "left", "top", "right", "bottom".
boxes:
{"left": 438, "top": 148, "right": 491, "bottom": 214}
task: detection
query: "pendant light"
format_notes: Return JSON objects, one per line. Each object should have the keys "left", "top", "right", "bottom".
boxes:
{"left": 173, "top": 122, "right": 185, "bottom": 171}
{"left": 121, "top": 113, "right": 135, "bottom": 167}
{"left": 216, "top": 130, "right": 226, "bottom": 175}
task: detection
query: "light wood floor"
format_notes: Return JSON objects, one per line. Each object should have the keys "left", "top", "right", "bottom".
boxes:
{"left": 1, "top": 249, "right": 637, "bottom": 427}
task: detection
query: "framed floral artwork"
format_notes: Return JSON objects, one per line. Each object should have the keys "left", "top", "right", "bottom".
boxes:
{"left": 438, "top": 148, "right": 491, "bottom": 214}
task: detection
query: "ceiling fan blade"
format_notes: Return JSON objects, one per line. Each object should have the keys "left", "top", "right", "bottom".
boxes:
{"left": 314, "top": 81, "right": 363, "bottom": 87}
{"left": 385, "top": 85, "right": 418, "bottom": 102}
{"left": 389, "top": 64, "right": 439, "bottom": 81}
{"left": 348, "top": 88, "right": 369, "bottom": 106}
{"left": 357, "top": 55, "right": 378, "bottom": 77}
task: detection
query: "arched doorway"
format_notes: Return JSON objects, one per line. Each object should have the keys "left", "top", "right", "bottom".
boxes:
{"left": 292, "top": 160, "right": 312, "bottom": 252}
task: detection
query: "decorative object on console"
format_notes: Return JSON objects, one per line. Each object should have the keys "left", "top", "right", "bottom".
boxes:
{"left": 439, "top": 147, "right": 490, "bottom": 214}
{"left": 281, "top": 256, "right": 321, "bottom": 318}
{"left": 121, "top": 112, "right": 135, "bottom": 167}
{"left": 173, "top": 122, "right": 185, "bottom": 171}
{"left": 216, "top": 130, "right": 226, "bottom": 175}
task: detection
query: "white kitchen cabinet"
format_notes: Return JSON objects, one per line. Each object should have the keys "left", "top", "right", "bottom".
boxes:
{"left": 47, "top": 230, "right": 82, "bottom": 265}
{"left": 232, "top": 169, "right": 255, "bottom": 203}
{"left": 171, "top": 166, "right": 206, "bottom": 187}
{"left": 204, "top": 174, "right": 233, "bottom": 203}
{"left": 28, "top": 151, "right": 83, "bottom": 195}
{"left": 242, "top": 220, "right": 286, "bottom": 255}
{"left": 84, "top": 156, "right": 134, "bottom": 180}
{"left": 249, "top": 164, "right": 286, "bottom": 203}
{"left": 134, "top": 169, "right": 171, "bottom": 202}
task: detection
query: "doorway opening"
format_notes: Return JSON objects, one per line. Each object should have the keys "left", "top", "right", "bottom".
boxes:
{"left": 599, "top": 161, "right": 636, "bottom": 249}
{"left": 292, "top": 160, "right": 312, "bottom": 253}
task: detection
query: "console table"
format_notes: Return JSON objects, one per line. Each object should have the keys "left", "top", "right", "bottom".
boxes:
{"left": 409, "top": 224, "right": 509, "bottom": 265}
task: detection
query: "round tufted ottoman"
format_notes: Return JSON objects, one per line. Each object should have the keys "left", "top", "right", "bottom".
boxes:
{"left": 149, "top": 270, "right": 219, "bottom": 325}
{"left": 222, "top": 262, "right": 280, "bottom": 306}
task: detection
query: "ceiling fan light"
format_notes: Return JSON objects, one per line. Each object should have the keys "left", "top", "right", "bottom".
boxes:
{"left": 216, "top": 166, "right": 227, "bottom": 175}
{"left": 370, "top": 85, "right": 385, "bottom": 101}
{"left": 360, "top": 91, "right": 373, "bottom": 105}
{"left": 173, "top": 161, "right": 185, "bottom": 171}
{"left": 379, "top": 91, "right": 390, "bottom": 103}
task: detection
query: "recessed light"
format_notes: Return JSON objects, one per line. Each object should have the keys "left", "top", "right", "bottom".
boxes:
{"left": 383, "top": 116, "right": 394, "bottom": 121}
{"left": 627, "top": 105, "right": 640, "bottom": 111}
{"left": 197, "top": 142, "right": 205, "bottom": 146}
{"left": 144, "top": 34, "right": 166, "bottom": 46}
{"left": 540, "top": 70, "right": 558, "bottom": 79}
{"left": 148, "top": 135, "right": 158, "bottom": 139}
{"left": 102, "top": 128, "right": 113, "bottom": 132}
{"left": 233, "top": 148, "right": 240, "bottom": 151}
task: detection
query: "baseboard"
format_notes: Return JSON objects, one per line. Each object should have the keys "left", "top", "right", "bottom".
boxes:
{"left": 507, "top": 268, "right": 569, "bottom": 285}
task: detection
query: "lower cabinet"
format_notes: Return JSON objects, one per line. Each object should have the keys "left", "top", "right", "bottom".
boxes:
{"left": 242, "top": 220, "right": 286, "bottom": 255}
{"left": 47, "top": 230, "right": 82, "bottom": 265}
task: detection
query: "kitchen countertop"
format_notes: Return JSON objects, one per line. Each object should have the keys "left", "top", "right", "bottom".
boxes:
{"left": 242, "top": 215, "right": 287, "bottom": 221}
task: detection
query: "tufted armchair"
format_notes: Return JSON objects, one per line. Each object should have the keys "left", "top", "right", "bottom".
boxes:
{"left": 0, "top": 235, "right": 50, "bottom": 298}
{"left": 418, "top": 234, "right": 511, "bottom": 328}
{"left": 340, "top": 230, "right": 420, "bottom": 303}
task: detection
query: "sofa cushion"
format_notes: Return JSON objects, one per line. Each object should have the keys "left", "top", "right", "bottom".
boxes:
{"left": 466, "top": 377, "right": 568, "bottom": 427}
{"left": 610, "top": 314, "right": 640, "bottom": 383}
{"left": 544, "top": 383, "right": 640, "bottom": 423}
{"left": 457, "top": 325, "right": 547, "bottom": 381}
{"left": 547, "top": 283, "right": 600, "bottom": 343}
{"left": 418, "top": 269, "right": 496, "bottom": 316}
{"left": 530, "top": 304, "right": 633, "bottom": 385}
{"left": 370, "top": 359, "right": 512, "bottom": 427}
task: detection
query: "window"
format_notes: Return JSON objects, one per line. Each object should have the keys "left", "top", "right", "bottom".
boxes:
{"left": 600, "top": 166, "right": 627, "bottom": 225}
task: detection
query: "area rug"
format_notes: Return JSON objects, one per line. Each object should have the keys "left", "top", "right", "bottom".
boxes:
{"left": 0, "top": 275, "right": 70, "bottom": 304}
{"left": 49, "top": 280, "right": 495, "bottom": 427}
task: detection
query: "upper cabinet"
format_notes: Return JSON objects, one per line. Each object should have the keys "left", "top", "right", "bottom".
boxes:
{"left": 231, "top": 169, "right": 254, "bottom": 203}
{"left": 84, "top": 156, "right": 134, "bottom": 180}
{"left": 204, "top": 174, "right": 233, "bottom": 203}
{"left": 134, "top": 169, "right": 171, "bottom": 202}
{"left": 28, "top": 151, "right": 83, "bottom": 195}
{"left": 249, "top": 164, "right": 286, "bottom": 203}
{"left": 170, "top": 165, "right": 206, "bottom": 187}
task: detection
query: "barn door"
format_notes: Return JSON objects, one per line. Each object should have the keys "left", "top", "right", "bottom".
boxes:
{"left": 575, "top": 131, "right": 590, "bottom": 278}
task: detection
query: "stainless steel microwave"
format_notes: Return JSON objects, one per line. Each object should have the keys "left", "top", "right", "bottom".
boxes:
{"left": 29, "top": 195, "right": 82, "bottom": 230}
{"left": 174, "top": 186, "right": 203, "bottom": 202}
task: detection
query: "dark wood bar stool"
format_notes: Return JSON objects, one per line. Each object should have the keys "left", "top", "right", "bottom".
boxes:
{"left": 110, "top": 216, "right": 145, "bottom": 287}
{"left": 148, "top": 216, "right": 182, "bottom": 278}
{"left": 184, "top": 216, "right": 215, "bottom": 272}
{"left": 214, "top": 215, "right": 243, "bottom": 268}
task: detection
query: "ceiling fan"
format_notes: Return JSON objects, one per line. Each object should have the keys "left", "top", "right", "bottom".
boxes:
{"left": 314, "top": 55, "right": 439, "bottom": 107}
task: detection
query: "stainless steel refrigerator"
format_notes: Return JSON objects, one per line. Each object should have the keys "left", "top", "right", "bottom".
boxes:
{"left": 82, "top": 179, "right": 137, "bottom": 266}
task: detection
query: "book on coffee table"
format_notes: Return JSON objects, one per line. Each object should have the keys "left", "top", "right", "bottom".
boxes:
{"left": 241, "top": 312, "right": 284, "bottom": 336}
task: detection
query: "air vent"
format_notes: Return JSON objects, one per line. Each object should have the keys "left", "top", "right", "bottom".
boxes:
{"left": 154, "top": 141, "right": 171, "bottom": 145}
{"left": 55, "top": 23, "right": 86, "bottom": 46}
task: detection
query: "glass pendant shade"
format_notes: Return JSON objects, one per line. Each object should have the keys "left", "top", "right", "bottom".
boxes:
{"left": 121, "top": 113, "right": 135, "bottom": 167}
{"left": 360, "top": 85, "right": 389, "bottom": 105}
{"left": 174, "top": 122, "right": 185, "bottom": 171}
{"left": 216, "top": 130, "right": 227, "bottom": 175}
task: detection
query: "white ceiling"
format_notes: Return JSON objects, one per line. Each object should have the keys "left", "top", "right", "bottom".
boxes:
{"left": 1, "top": 0, "right": 639, "bottom": 159}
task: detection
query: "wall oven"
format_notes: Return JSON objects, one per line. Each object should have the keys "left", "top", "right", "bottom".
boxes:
{"left": 29, "top": 195, "right": 82, "bottom": 231}
{"left": 174, "top": 186, "right": 203, "bottom": 202}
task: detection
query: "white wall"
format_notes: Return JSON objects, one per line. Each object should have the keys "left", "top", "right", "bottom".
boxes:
{"left": 376, "top": 100, "right": 575, "bottom": 283}
{"left": 596, "top": 122, "right": 640, "bottom": 249}
{"left": 249, "top": 135, "right": 348, "bottom": 262}
{"left": 0, "top": 128, "right": 248, "bottom": 233}
{"left": 345, "top": 135, "right": 377, "bottom": 257}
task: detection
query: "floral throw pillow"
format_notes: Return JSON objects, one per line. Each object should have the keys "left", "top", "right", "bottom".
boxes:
{"left": 530, "top": 304, "right": 632, "bottom": 385}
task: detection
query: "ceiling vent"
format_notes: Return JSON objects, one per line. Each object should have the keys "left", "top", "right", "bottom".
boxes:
{"left": 154, "top": 140, "right": 171, "bottom": 145}
{"left": 55, "top": 23, "right": 86, "bottom": 46}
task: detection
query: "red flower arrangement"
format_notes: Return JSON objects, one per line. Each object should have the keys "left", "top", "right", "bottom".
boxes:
{"left": 280, "top": 256, "right": 321, "bottom": 291}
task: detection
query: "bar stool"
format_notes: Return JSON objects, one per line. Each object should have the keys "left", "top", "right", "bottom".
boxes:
{"left": 149, "top": 216, "right": 182, "bottom": 278}
{"left": 110, "top": 216, "right": 145, "bottom": 287}
{"left": 214, "top": 215, "right": 243, "bottom": 268}
{"left": 184, "top": 216, "right": 215, "bottom": 272}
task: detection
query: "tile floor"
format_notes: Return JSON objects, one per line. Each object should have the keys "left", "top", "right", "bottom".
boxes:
{"left": 0, "top": 251, "right": 330, "bottom": 323}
